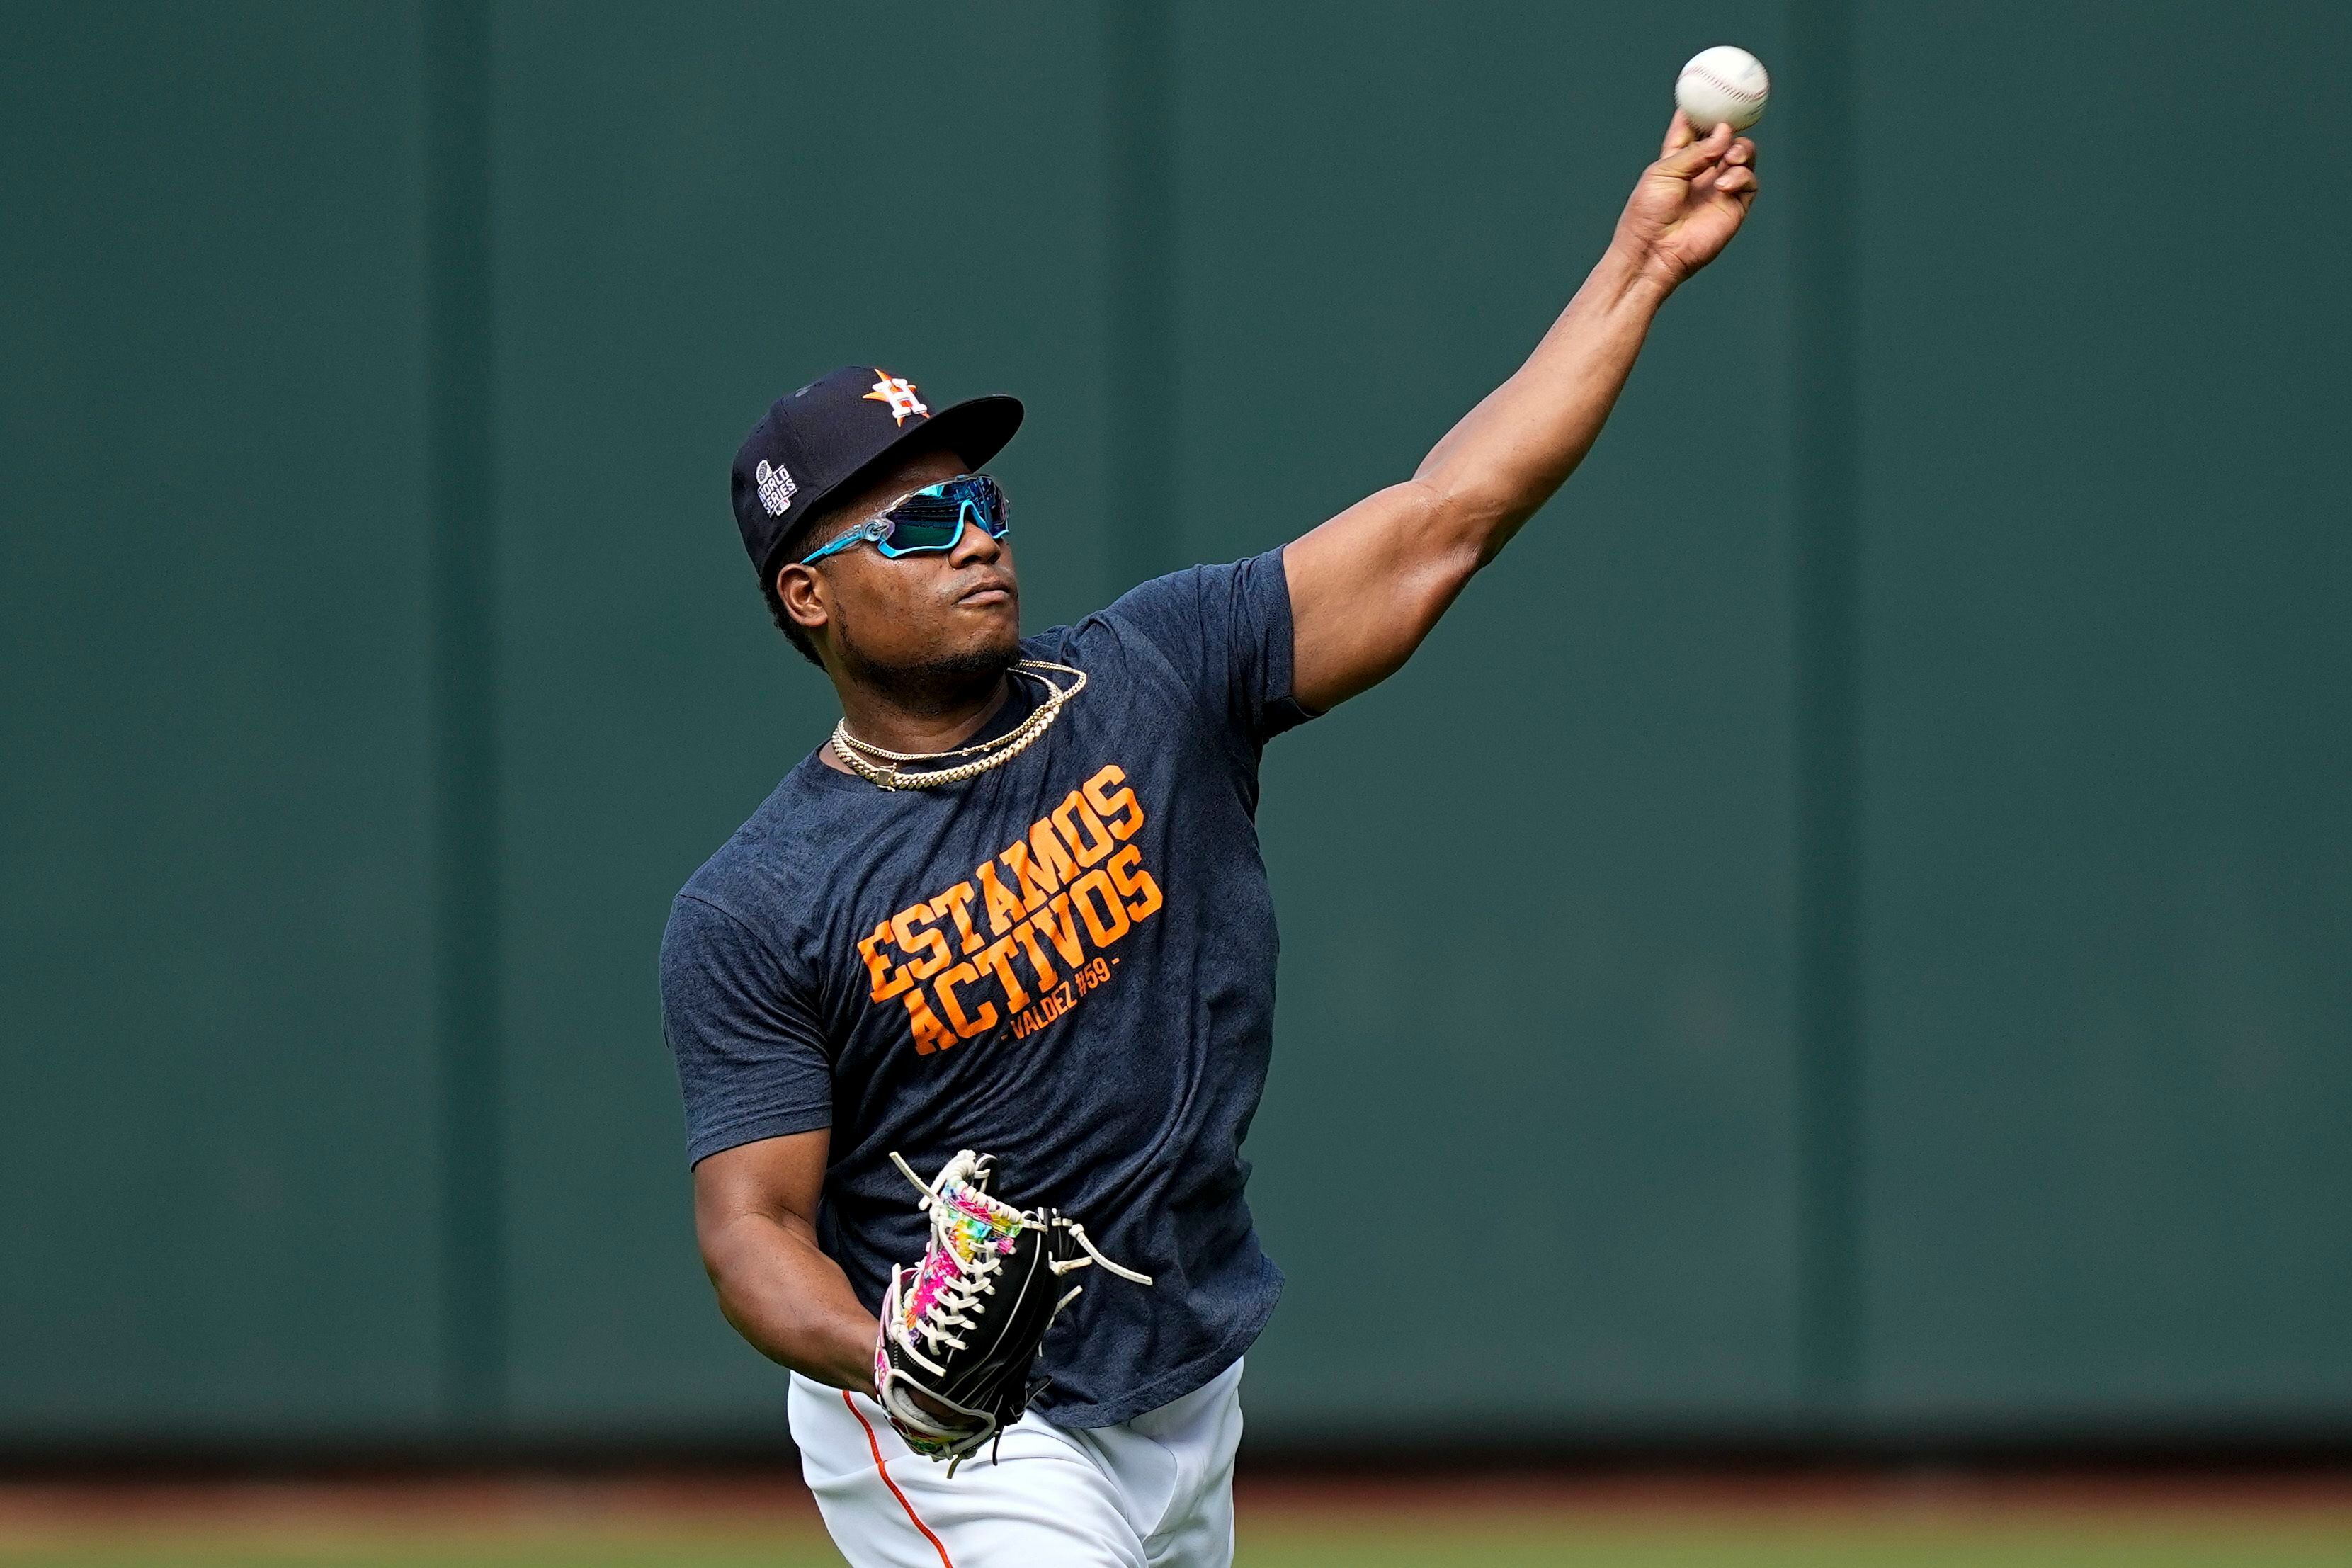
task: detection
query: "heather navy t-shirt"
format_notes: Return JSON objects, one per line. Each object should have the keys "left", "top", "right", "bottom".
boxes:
{"left": 659, "top": 550, "right": 1313, "bottom": 1428}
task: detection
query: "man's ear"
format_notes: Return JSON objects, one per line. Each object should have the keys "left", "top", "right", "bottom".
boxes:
{"left": 776, "top": 564, "right": 829, "bottom": 637}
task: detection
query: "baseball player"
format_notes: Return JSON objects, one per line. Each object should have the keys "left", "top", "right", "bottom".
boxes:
{"left": 662, "top": 114, "right": 1756, "bottom": 1567}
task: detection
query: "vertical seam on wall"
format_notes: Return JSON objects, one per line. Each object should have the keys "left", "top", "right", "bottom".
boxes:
{"left": 1790, "top": 0, "right": 1863, "bottom": 1415}
{"left": 1105, "top": 0, "right": 1176, "bottom": 594}
{"left": 426, "top": 0, "right": 503, "bottom": 1435}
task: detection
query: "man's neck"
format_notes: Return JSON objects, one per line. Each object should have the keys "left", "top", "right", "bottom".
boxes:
{"left": 822, "top": 672, "right": 1014, "bottom": 772}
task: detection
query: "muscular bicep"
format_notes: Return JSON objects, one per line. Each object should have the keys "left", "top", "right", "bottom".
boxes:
{"left": 689, "top": 1129, "right": 878, "bottom": 1389}
{"left": 1285, "top": 479, "right": 1484, "bottom": 712}
{"left": 693, "top": 1127, "right": 831, "bottom": 1261}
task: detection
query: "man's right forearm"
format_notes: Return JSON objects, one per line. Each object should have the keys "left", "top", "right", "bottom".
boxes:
{"left": 702, "top": 1210, "right": 879, "bottom": 1392}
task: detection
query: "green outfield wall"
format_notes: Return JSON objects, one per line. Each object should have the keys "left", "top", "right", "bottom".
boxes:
{"left": 3, "top": 1, "right": 2346, "bottom": 1450}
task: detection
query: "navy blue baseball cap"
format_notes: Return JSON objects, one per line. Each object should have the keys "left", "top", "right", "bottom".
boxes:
{"left": 732, "top": 365, "right": 1023, "bottom": 585}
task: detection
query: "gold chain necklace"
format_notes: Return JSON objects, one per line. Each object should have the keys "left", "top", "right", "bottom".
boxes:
{"left": 830, "top": 660, "right": 1086, "bottom": 791}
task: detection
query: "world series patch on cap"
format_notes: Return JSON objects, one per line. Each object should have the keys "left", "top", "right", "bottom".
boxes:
{"left": 732, "top": 365, "right": 1024, "bottom": 584}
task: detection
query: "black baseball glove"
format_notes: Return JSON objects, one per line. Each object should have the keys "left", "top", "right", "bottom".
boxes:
{"left": 872, "top": 1150, "right": 1152, "bottom": 1474}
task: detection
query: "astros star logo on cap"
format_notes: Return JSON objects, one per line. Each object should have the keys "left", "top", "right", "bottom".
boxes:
{"left": 863, "top": 370, "right": 928, "bottom": 426}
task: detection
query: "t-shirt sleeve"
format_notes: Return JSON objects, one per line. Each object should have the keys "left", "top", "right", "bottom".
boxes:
{"left": 1095, "top": 547, "right": 1318, "bottom": 749}
{"left": 659, "top": 891, "right": 834, "bottom": 1166}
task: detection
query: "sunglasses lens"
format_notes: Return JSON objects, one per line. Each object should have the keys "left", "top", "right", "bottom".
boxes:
{"left": 944, "top": 476, "right": 1009, "bottom": 536}
{"left": 879, "top": 477, "right": 1009, "bottom": 554}
{"left": 880, "top": 506, "right": 964, "bottom": 552}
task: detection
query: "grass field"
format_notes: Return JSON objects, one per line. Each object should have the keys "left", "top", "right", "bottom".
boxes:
{"left": 8, "top": 1525, "right": 2352, "bottom": 1568}
{"left": 4, "top": 1477, "right": 2349, "bottom": 1567}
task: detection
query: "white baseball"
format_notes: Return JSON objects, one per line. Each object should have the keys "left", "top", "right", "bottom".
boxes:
{"left": 1676, "top": 45, "right": 1769, "bottom": 133}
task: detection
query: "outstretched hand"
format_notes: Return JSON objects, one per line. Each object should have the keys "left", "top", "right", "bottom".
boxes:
{"left": 1615, "top": 111, "right": 1759, "bottom": 287}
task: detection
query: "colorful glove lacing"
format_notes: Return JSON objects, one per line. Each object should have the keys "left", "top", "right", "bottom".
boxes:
{"left": 873, "top": 1149, "right": 1151, "bottom": 1472}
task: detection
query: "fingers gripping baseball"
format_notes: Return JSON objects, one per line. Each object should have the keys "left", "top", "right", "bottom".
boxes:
{"left": 1659, "top": 108, "right": 1718, "bottom": 159}
{"left": 1621, "top": 113, "right": 1760, "bottom": 285}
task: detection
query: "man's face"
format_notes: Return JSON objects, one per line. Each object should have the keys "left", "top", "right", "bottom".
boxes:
{"left": 774, "top": 448, "right": 1022, "bottom": 693}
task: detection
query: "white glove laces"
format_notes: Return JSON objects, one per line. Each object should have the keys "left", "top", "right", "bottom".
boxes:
{"left": 887, "top": 1150, "right": 1018, "bottom": 1373}
{"left": 875, "top": 1150, "right": 1158, "bottom": 1474}
{"left": 884, "top": 1152, "right": 1155, "bottom": 1362}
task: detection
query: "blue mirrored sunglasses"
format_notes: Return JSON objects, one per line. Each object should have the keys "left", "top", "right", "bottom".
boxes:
{"left": 798, "top": 474, "right": 1010, "bottom": 566}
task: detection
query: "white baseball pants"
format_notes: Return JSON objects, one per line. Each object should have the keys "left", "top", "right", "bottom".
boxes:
{"left": 788, "top": 1358, "right": 1244, "bottom": 1568}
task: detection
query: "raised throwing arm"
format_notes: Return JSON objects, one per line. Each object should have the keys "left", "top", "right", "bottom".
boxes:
{"left": 1285, "top": 115, "right": 1759, "bottom": 712}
